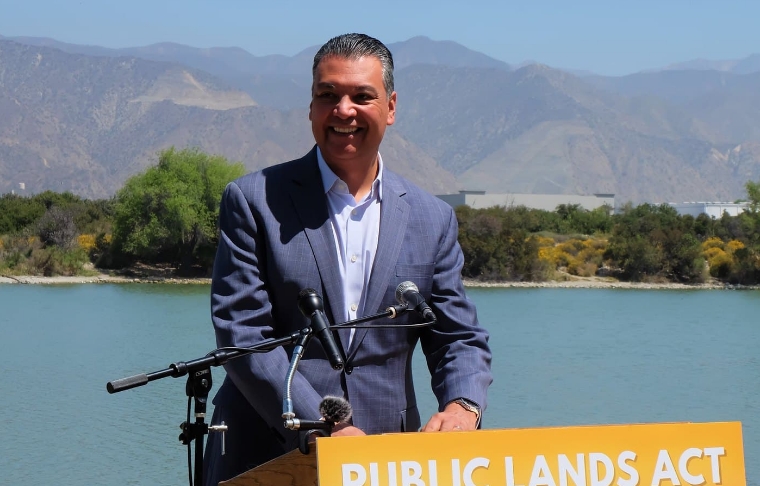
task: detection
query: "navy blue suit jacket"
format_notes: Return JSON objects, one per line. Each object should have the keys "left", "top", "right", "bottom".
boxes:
{"left": 204, "top": 147, "right": 492, "bottom": 484}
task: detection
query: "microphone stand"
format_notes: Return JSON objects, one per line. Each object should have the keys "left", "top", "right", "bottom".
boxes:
{"left": 106, "top": 327, "right": 313, "bottom": 486}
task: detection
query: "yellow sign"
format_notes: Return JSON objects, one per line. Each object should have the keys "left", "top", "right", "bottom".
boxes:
{"left": 316, "top": 422, "right": 745, "bottom": 486}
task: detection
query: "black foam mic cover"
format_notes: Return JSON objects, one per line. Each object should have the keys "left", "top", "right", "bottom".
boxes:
{"left": 319, "top": 395, "right": 353, "bottom": 423}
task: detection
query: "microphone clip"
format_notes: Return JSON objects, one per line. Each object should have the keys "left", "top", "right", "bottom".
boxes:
{"left": 385, "top": 303, "right": 409, "bottom": 319}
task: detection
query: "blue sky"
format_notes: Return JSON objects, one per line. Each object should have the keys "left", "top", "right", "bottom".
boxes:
{"left": 1, "top": 0, "right": 758, "bottom": 76}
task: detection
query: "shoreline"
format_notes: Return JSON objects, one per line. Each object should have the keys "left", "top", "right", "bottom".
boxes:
{"left": 1, "top": 273, "right": 758, "bottom": 290}
{"left": 462, "top": 279, "right": 759, "bottom": 290}
{"left": 0, "top": 274, "right": 211, "bottom": 285}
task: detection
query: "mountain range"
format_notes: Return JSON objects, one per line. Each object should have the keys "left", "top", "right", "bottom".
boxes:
{"left": 1, "top": 33, "right": 760, "bottom": 205}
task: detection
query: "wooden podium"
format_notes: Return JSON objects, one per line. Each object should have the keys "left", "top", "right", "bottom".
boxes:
{"left": 220, "top": 447, "right": 318, "bottom": 486}
{"left": 219, "top": 422, "right": 746, "bottom": 486}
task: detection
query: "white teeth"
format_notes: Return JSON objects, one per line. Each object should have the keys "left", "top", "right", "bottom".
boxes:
{"left": 333, "top": 127, "right": 358, "bottom": 133}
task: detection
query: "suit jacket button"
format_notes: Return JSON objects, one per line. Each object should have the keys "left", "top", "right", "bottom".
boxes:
{"left": 344, "top": 365, "right": 354, "bottom": 375}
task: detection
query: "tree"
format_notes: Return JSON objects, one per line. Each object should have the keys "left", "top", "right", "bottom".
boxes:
{"left": 456, "top": 206, "right": 542, "bottom": 281}
{"left": 746, "top": 180, "right": 760, "bottom": 211}
{"left": 111, "top": 147, "right": 246, "bottom": 272}
{"left": 555, "top": 203, "right": 613, "bottom": 235}
{"left": 37, "top": 206, "right": 78, "bottom": 249}
{"left": 0, "top": 194, "right": 46, "bottom": 234}
{"left": 604, "top": 203, "right": 704, "bottom": 282}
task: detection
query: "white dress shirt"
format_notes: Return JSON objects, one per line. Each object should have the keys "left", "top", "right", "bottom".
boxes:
{"left": 317, "top": 148, "right": 383, "bottom": 347}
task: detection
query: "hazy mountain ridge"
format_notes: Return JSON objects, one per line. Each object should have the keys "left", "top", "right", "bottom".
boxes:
{"left": 2, "top": 35, "right": 760, "bottom": 203}
{"left": 394, "top": 62, "right": 739, "bottom": 202}
{"left": 0, "top": 34, "right": 510, "bottom": 110}
{"left": 584, "top": 70, "right": 737, "bottom": 104}
{"left": 659, "top": 53, "right": 760, "bottom": 74}
{"left": 0, "top": 39, "right": 456, "bottom": 197}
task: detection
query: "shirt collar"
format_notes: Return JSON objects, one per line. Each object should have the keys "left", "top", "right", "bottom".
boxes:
{"left": 316, "top": 147, "right": 383, "bottom": 201}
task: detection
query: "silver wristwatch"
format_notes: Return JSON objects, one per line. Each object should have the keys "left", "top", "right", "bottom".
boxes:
{"left": 452, "top": 398, "right": 481, "bottom": 427}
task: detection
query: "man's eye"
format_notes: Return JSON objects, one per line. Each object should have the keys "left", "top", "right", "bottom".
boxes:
{"left": 316, "top": 92, "right": 337, "bottom": 100}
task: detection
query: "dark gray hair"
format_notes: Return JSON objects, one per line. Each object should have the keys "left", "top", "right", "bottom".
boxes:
{"left": 312, "top": 33, "right": 395, "bottom": 96}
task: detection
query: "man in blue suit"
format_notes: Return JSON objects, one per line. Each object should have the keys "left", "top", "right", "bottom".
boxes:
{"left": 203, "top": 33, "right": 492, "bottom": 485}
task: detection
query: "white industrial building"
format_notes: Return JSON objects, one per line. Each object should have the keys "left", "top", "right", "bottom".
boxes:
{"left": 436, "top": 190, "right": 615, "bottom": 212}
{"left": 667, "top": 202, "right": 749, "bottom": 218}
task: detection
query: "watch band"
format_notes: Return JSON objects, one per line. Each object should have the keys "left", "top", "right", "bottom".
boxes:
{"left": 452, "top": 398, "right": 481, "bottom": 427}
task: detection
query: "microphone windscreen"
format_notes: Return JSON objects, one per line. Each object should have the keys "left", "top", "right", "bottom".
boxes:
{"left": 319, "top": 395, "right": 353, "bottom": 423}
{"left": 395, "top": 281, "right": 419, "bottom": 305}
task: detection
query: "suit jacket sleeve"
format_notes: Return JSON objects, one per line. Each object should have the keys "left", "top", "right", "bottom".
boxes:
{"left": 420, "top": 204, "right": 493, "bottom": 412}
{"left": 210, "top": 180, "right": 324, "bottom": 436}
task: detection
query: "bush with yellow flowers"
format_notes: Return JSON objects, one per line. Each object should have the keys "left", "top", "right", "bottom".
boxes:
{"left": 701, "top": 237, "right": 745, "bottom": 278}
{"left": 77, "top": 234, "right": 97, "bottom": 252}
{"left": 536, "top": 237, "right": 608, "bottom": 277}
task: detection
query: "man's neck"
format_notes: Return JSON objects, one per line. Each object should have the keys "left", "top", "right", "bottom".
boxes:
{"left": 327, "top": 155, "right": 379, "bottom": 202}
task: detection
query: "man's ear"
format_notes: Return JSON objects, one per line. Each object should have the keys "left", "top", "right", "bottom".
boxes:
{"left": 387, "top": 91, "right": 397, "bottom": 126}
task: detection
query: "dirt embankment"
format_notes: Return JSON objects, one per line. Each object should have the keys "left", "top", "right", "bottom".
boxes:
{"left": 0, "top": 263, "right": 210, "bottom": 285}
{"left": 0, "top": 274, "right": 211, "bottom": 285}
{"left": 1, "top": 270, "right": 755, "bottom": 290}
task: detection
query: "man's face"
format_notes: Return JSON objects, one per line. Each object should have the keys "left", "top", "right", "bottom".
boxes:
{"left": 309, "top": 55, "right": 396, "bottom": 171}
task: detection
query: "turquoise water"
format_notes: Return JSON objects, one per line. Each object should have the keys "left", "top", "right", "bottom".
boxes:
{"left": 1, "top": 284, "right": 757, "bottom": 484}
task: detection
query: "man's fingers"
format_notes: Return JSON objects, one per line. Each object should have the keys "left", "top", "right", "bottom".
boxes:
{"left": 421, "top": 413, "right": 469, "bottom": 432}
{"left": 331, "top": 424, "right": 366, "bottom": 437}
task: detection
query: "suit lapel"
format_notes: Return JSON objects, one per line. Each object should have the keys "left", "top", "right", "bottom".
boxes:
{"left": 346, "top": 173, "right": 409, "bottom": 359}
{"left": 287, "top": 149, "right": 347, "bottom": 333}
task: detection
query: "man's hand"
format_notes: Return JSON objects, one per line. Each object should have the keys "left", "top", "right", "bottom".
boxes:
{"left": 421, "top": 401, "right": 478, "bottom": 432}
{"left": 309, "top": 422, "right": 365, "bottom": 443}
{"left": 331, "top": 422, "right": 366, "bottom": 437}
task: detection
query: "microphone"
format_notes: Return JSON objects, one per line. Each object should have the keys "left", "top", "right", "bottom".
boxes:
{"left": 319, "top": 395, "right": 353, "bottom": 423}
{"left": 298, "top": 289, "right": 345, "bottom": 371}
{"left": 395, "top": 281, "right": 436, "bottom": 322}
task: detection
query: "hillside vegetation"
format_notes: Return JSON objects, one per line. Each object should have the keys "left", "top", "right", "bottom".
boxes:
{"left": 2, "top": 149, "right": 760, "bottom": 285}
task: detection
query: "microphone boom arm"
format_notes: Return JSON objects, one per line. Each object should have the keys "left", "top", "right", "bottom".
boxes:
{"left": 330, "top": 303, "right": 437, "bottom": 330}
{"left": 106, "top": 330, "right": 310, "bottom": 394}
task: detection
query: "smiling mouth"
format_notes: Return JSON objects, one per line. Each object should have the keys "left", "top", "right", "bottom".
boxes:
{"left": 332, "top": 126, "right": 360, "bottom": 134}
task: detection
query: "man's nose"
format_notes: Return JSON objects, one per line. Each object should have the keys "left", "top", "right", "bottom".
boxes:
{"left": 334, "top": 96, "right": 356, "bottom": 118}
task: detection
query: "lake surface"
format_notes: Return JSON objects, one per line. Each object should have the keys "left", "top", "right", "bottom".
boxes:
{"left": 0, "top": 284, "right": 757, "bottom": 485}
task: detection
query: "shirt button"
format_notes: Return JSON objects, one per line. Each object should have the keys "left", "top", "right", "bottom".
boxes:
{"left": 350, "top": 303, "right": 358, "bottom": 312}
{"left": 350, "top": 254, "right": 357, "bottom": 263}
{"left": 351, "top": 209, "right": 357, "bottom": 216}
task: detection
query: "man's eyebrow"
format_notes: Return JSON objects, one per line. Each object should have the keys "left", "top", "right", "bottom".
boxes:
{"left": 354, "top": 85, "right": 380, "bottom": 94}
{"left": 313, "top": 82, "right": 379, "bottom": 94}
